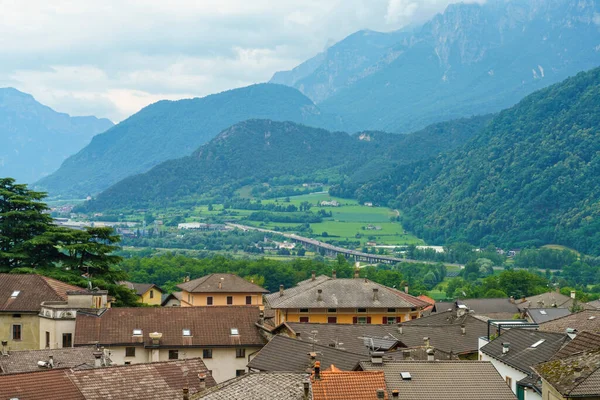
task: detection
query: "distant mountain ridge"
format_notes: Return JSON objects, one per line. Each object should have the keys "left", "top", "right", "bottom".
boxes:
{"left": 35, "top": 84, "right": 341, "bottom": 197}
{"left": 272, "top": 0, "right": 600, "bottom": 133}
{"left": 0, "top": 88, "right": 113, "bottom": 183}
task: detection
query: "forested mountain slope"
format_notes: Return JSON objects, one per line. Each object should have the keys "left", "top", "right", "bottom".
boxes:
{"left": 273, "top": 0, "right": 600, "bottom": 133}
{"left": 371, "top": 67, "right": 600, "bottom": 255}
{"left": 0, "top": 88, "right": 113, "bottom": 183}
{"left": 35, "top": 84, "right": 339, "bottom": 198}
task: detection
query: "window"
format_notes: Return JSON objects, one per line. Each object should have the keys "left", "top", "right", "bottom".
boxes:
{"left": 149, "top": 290, "right": 154, "bottom": 299}
{"left": 357, "top": 317, "right": 367, "bottom": 324}
{"left": 133, "top": 329, "right": 143, "bottom": 336}
{"left": 12, "top": 325, "right": 21, "bottom": 341}
{"left": 207, "top": 296, "right": 213, "bottom": 306}
{"left": 385, "top": 317, "right": 397, "bottom": 324}
{"left": 246, "top": 296, "right": 252, "bottom": 305}
{"left": 126, "top": 347, "right": 136, "bottom": 357}
{"left": 299, "top": 308, "right": 309, "bottom": 313}
{"left": 12, "top": 314, "right": 21, "bottom": 318}
{"left": 387, "top": 308, "right": 396, "bottom": 313}
{"left": 188, "top": 294, "right": 192, "bottom": 304}
{"left": 357, "top": 308, "right": 367, "bottom": 313}
{"left": 230, "top": 328, "right": 239, "bottom": 335}
{"left": 327, "top": 317, "right": 337, "bottom": 324}
{"left": 236, "top": 369, "right": 246, "bottom": 377}
{"left": 327, "top": 308, "right": 337, "bottom": 313}
{"left": 227, "top": 296, "right": 233, "bottom": 305}
{"left": 505, "top": 376, "right": 512, "bottom": 387}
{"left": 182, "top": 329, "right": 191, "bottom": 337}
{"left": 10, "top": 291, "right": 20, "bottom": 298}
{"left": 45, "top": 332, "right": 50, "bottom": 348}
{"left": 124, "top": 361, "right": 131, "bottom": 365}
{"left": 62, "top": 333, "right": 72, "bottom": 348}
{"left": 169, "top": 350, "right": 179, "bottom": 360}
{"left": 299, "top": 316, "right": 310, "bottom": 323}
{"left": 236, "top": 348, "right": 246, "bottom": 358}
{"left": 203, "top": 349, "right": 213, "bottom": 359}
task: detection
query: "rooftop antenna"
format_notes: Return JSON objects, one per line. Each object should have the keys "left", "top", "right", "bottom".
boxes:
{"left": 310, "top": 330, "right": 319, "bottom": 353}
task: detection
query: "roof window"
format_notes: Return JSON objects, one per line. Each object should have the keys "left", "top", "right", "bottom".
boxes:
{"left": 539, "top": 310, "right": 547, "bottom": 315}
{"left": 133, "top": 329, "right": 143, "bottom": 336}
{"left": 182, "top": 329, "right": 191, "bottom": 336}
{"left": 530, "top": 339, "right": 545, "bottom": 348}
{"left": 400, "top": 372, "right": 412, "bottom": 380}
{"left": 589, "top": 316, "right": 596, "bottom": 320}
{"left": 230, "top": 328, "right": 239, "bottom": 335}
{"left": 10, "top": 291, "right": 20, "bottom": 298}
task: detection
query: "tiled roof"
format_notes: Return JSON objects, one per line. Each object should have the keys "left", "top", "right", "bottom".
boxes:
{"left": 265, "top": 277, "right": 429, "bottom": 309}
{"left": 247, "top": 335, "right": 365, "bottom": 372}
{"left": 0, "top": 346, "right": 104, "bottom": 374}
{"left": 534, "top": 349, "right": 600, "bottom": 397}
{"left": 435, "top": 299, "right": 520, "bottom": 319}
{"left": 360, "top": 360, "right": 517, "bottom": 400}
{"left": 552, "top": 331, "right": 600, "bottom": 360}
{"left": 385, "top": 347, "right": 458, "bottom": 361}
{"left": 311, "top": 368, "right": 388, "bottom": 400}
{"left": 587, "top": 299, "right": 600, "bottom": 309}
{"left": 480, "top": 329, "right": 569, "bottom": 374}
{"left": 538, "top": 310, "right": 600, "bottom": 333}
{"left": 177, "top": 273, "right": 269, "bottom": 293}
{"left": 0, "top": 368, "right": 85, "bottom": 400}
{"left": 0, "top": 273, "right": 83, "bottom": 312}
{"left": 194, "top": 372, "right": 310, "bottom": 399}
{"left": 118, "top": 281, "right": 162, "bottom": 296}
{"left": 520, "top": 292, "right": 573, "bottom": 309}
{"left": 281, "top": 316, "right": 487, "bottom": 355}
{"left": 74, "top": 306, "right": 265, "bottom": 347}
{"left": 69, "top": 358, "right": 216, "bottom": 399}
{"left": 417, "top": 295, "right": 435, "bottom": 305}
{"left": 525, "top": 308, "right": 571, "bottom": 324}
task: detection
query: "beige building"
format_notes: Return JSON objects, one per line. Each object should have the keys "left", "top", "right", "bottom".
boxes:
{"left": 118, "top": 281, "right": 164, "bottom": 306}
{"left": 176, "top": 273, "right": 268, "bottom": 308}
{"left": 73, "top": 306, "right": 266, "bottom": 383}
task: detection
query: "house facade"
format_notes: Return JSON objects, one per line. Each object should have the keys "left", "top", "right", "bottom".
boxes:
{"left": 176, "top": 273, "right": 268, "bottom": 308}
{"left": 118, "top": 281, "right": 163, "bottom": 306}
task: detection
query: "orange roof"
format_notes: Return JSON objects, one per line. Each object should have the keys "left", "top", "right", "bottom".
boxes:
{"left": 417, "top": 294, "right": 436, "bottom": 305}
{"left": 312, "top": 366, "right": 388, "bottom": 399}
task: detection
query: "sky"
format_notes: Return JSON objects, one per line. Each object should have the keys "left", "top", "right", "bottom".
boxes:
{"left": 0, "top": 0, "right": 483, "bottom": 122}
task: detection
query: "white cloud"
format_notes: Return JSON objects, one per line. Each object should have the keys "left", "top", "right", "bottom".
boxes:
{"left": 0, "top": 0, "right": 480, "bottom": 122}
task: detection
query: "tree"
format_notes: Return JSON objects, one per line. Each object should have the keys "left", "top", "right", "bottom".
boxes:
{"left": 59, "top": 227, "right": 123, "bottom": 277}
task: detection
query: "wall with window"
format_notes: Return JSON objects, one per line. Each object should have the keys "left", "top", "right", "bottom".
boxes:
{"left": 276, "top": 308, "right": 419, "bottom": 325}
{"left": 39, "top": 317, "right": 76, "bottom": 349}
{"left": 140, "top": 288, "right": 162, "bottom": 306}
{"left": 179, "top": 291, "right": 264, "bottom": 308}
{"left": 479, "top": 350, "right": 532, "bottom": 398}
{"left": 0, "top": 313, "right": 39, "bottom": 350}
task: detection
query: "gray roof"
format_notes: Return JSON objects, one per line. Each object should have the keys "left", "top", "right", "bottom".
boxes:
{"left": 359, "top": 361, "right": 516, "bottom": 400}
{"left": 520, "top": 292, "right": 573, "bottom": 309}
{"left": 194, "top": 372, "right": 310, "bottom": 399}
{"left": 0, "top": 347, "right": 104, "bottom": 374}
{"left": 434, "top": 299, "right": 520, "bottom": 319}
{"left": 525, "top": 308, "right": 571, "bottom": 324}
{"left": 587, "top": 299, "right": 600, "bottom": 309}
{"left": 118, "top": 281, "right": 161, "bottom": 296}
{"left": 539, "top": 310, "right": 600, "bottom": 333}
{"left": 247, "top": 335, "right": 365, "bottom": 372}
{"left": 282, "top": 315, "right": 488, "bottom": 355}
{"left": 552, "top": 331, "right": 600, "bottom": 360}
{"left": 385, "top": 347, "right": 458, "bottom": 361}
{"left": 534, "top": 349, "right": 600, "bottom": 397}
{"left": 265, "top": 276, "right": 428, "bottom": 309}
{"left": 480, "top": 329, "right": 569, "bottom": 374}
{"left": 177, "top": 273, "right": 269, "bottom": 293}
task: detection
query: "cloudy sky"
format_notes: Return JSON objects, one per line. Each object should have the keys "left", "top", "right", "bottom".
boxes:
{"left": 0, "top": 0, "right": 482, "bottom": 122}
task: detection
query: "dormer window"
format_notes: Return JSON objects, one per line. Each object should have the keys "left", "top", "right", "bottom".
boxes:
{"left": 182, "top": 329, "right": 191, "bottom": 337}
{"left": 10, "top": 291, "right": 20, "bottom": 298}
{"left": 230, "top": 328, "right": 239, "bottom": 335}
{"left": 133, "top": 329, "right": 143, "bottom": 336}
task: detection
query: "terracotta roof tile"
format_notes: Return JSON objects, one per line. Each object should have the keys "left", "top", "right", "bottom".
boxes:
{"left": 177, "top": 274, "right": 268, "bottom": 293}
{"left": 311, "top": 368, "right": 388, "bottom": 400}
{"left": 74, "top": 306, "right": 265, "bottom": 347}
{"left": 0, "top": 274, "right": 83, "bottom": 312}
{"left": 0, "top": 368, "right": 85, "bottom": 400}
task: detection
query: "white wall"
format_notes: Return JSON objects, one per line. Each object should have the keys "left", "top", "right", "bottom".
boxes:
{"left": 39, "top": 317, "right": 76, "bottom": 349}
{"left": 479, "top": 351, "right": 527, "bottom": 394}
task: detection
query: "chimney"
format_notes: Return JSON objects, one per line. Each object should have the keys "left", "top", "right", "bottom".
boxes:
{"left": 461, "top": 324, "right": 466, "bottom": 335}
{"left": 427, "top": 348, "right": 435, "bottom": 362}
{"left": 182, "top": 387, "right": 189, "bottom": 400}
{"left": 303, "top": 381, "right": 310, "bottom": 398}
{"left": 502, "top": 342, "right": 510, "bottom": 354}
{"left": 555, "top": 286, "right": 560, "bottom": 293}
{"left": 332, "top": 270, "right": 336, "bottom": 279}
{"left": 93, "top": 351, "right": 103, "bottom": 368}
{"left": 373, "top": 288, "right": 379, "bottom": 301}
{"left": 48, "top": 355, "right": 55, "bottom": 368}
{"left": 377, "top": 389, "right": 385, "bottom": 399}
{"left": 314, "top": 361, "right": 321, "bottom": 380}
{"left": 183, "top": 275, "right": 190, "bottom": 283}
{"left": 280, "top": 284, "right": 284, "bottom": 297}
{"left": 354, "top": 269, "right": 360, "bottom": 279}
{"left": 509, "top": 296, "right": 515, "bottom": 304}
{"left": 218, "top": 281, "right": 222, "bottom": 289}
{"left": 423, "top": 337, "right": 430, "bottom": 348}
{"left": 149, "top": 332, "right": 162, "bottom": 346}
{"left": 571, "top": 290, "right": 576, "bottom": 299}
{"left": 397, "top": 323, "right": 403, "bottom": 335}
{"left": 317, "top": 289, "right": 323, "bottom": 301}
{"left": 311, "top": 271, "right": 316, "bottom": 281}
{"left": 404, "top": 284, "right": 409, "bottom": 294}
{"left": 198, "top": 373, "right": 206, "bottom": 391}
{"left": 1, "top": 340, "right": 8, "bottom": 356}
{"left": 296, "top": 332, "right": 301, "bottom": 339}
{"left": 370, "top": 351, "right": 384, "bottom": 365}
{"left": 392, "top": 390, "right": 400, "bottom": 398}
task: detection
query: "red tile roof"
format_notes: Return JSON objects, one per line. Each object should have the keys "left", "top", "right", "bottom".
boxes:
{"left": 417, "top": 295, "right": 435, "bottom": 305}
{"left": 0, "top": 274, "right": 83, "bottom": 312}
{"left": 311, "top": 365, "right": 388, "bottom": 400}
{"left": 74, "top": 306, "right": 265, "bottom": 347}
{"left": 0, "top": 368, "right": 84, "bottom": 400}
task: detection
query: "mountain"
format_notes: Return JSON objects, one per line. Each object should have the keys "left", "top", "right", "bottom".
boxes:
{"left": 0, "top": 88, "right": 113, "bottom": 183}
{"left": 35, "top": 84, "right": 340, "bottom": 198}
{"left": 80, "top": 115, "right": 489, "bottom": 212}
{"left": 368, "top": 67, "right": 600, "bottom": 255}
{"left": 271, "top": 0, "right": 600, "bottom": 133}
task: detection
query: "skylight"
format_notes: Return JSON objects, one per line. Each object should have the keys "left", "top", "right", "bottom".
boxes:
{"left": 531, "top": 339, "right": 546, "bottom": 348}
{"left": 230, "top": 328, "right": 239, "bottom": 335}
{"left": 10, "top": 291, "right": 20, "bottom": 298}
{"left": 182, "top": 329, "right": 191, "bottom": 336}
{"left": 400, "top": 372, "right": 412, "bottom": 380}
{"left": 133, "top": 329, "right": 143, "bottom": 336}
{"left": 539, "top": 310, "right": 547, "bottom": 315}
{"left": 589, "top": 316, "right": 596, "bottom": 320}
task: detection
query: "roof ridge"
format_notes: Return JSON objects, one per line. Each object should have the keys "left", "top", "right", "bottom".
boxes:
{"left": 188, "top": 273, "right": 213, "bottom": 292}
{"left": 275, "top": 335, "right": 370, "bottom": 356}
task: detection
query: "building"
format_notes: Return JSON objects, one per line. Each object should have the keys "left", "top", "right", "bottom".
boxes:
{"left": 586, "top": 299, "right": 600, "bottom": 309}
{"left": 73, "top": 306, "right": 266, "bottom": 383}
{"left": 265, "top": 272, "right": 429, "bottom": 325}
{"left": 518, "top": 290, "right": 576, "bottom": 310}
{"left": 118, "top": 281, "right": 164, "bottom": 306}
{"left": 194, "top": 372, "right": 311, "bottom": 399}
{"left": 479, "top": 329, "right": 570, "bottom": 399}
{"left": 533, "top": 349, "right": 600, "bottom": 400}
{"left": 0, "top": 274, "right": 84, "bottom": 350}
{"left": 0, "top": 346, "right": 107, "bottom": 374}
{"left": 311, "top": 363, "right": 388, "bottom": 400}
{"left": 524, "top": 308, "right": 571, "bottom": 324}
{"left": 358, "top": 359, "right": 517, "bottom": 399}
{"left": 433, "top": 298, "right": 520, "bottom": 320}
{"left": 0, "top": 358, "right": 215, "bottom": 400}
{"left": 177, "top": 273, "right": 269, "bottom": 308}
{"left": 538, "top": 310, "right": 600, "bottom": 333}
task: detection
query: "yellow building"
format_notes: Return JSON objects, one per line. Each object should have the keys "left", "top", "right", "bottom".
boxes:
{"left": 176, "top": 273, "right": 268, "bottom": 308}
{"left": 265, "top": 271, "right": 429, "bottom": 326}
{"left": 118, "top": 281, "right": 164, "bottom": 306}
{"left": 0, "top": 274, "right": 83, "bottom": 351}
